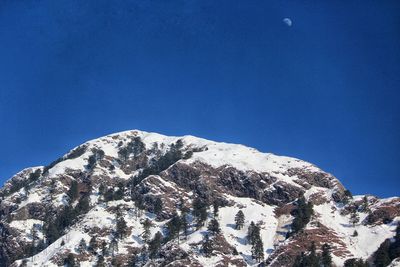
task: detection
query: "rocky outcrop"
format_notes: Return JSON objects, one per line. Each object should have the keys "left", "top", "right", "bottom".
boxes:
{"left": 266, "top": 223, "right": 351, "bottom": 267}
{"left": 365, "top": 198, "right": 400, "bottom": 225}
{"left": 262, "top": 181, "right": 304, "bottom": 206}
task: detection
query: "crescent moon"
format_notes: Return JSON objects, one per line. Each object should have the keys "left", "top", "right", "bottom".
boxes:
{"left": 283, "top": 18, "right": 292, "bottom": 27}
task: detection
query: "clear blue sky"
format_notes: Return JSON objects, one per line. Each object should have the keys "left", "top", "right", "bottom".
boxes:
{"left": 0, "top": 1, "right": 399, "bottom": 197}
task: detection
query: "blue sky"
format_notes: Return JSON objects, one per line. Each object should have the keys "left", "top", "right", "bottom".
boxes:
{"left": 0, "top": 1, "right": 399, "bottom": 197}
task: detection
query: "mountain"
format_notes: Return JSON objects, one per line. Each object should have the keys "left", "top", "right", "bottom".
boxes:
{"left": 0, "top": 130, "right": 399, "bottom": 267}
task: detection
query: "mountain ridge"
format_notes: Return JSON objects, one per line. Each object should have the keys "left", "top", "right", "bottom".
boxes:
{"left": 0, "top": 130, "right": 399, "bottom": 267}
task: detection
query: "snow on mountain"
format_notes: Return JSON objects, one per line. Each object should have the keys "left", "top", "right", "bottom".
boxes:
{"left": 0, "top": 130, "right": 399, "bottom": 267}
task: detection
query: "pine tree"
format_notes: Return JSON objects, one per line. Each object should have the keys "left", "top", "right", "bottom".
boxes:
{"left": 321, "top": 243, "right": 332, "bottom": 267}
{"left": 167, "top": 213, "right": 182, "bottom": 243}
{"left": 389, "top": 222, "right": 400, "bottom": 260}
{"left": 31, "top": 225, "right": 39, "bottom": 248}
{"left": 361, "top": 196, "right": 370, "bottom": 213}
{"left": 202, "top": 234, "right": 213, "bottom": 257}
{"left": 96, "top": 255, "right": 106, "bottom": 267}
{"left": 77, "top": 238, "right": 86, "bottom": 253}
{"left": 235, "top": 210, "right": 245, "bottom": 230}
{"left": 45, "top": 220, "right": 60, "bottom": 244}
{"left": 308, "top": 242, "right": 320, "bottom": 267}
{"left": 374, "top": 239, "right": 391, "bottom": 267}
{"left": 96, "top": 149, "right": 105, "bottom": 160}
{"left": 87, "top": 154, "right": 97, "bottom": 170}
{"left": 292, "top": 253, "right": 304, "bottom": 267}
{"left": 27, "top": 224, "right": 41, "bottom": 256}
{"left": 138, "top": 246, "right": 148, "bottom": 265}
{"left": 251, "top": 224, "right": 261, "bottom": 246}
{"left": 344, "top": 258, "right": 369, "bottom": 267}
{"left": 131, "top": 137, "right": 145, "bottom": 157}
{"left": 193, "top": 197, "right": 208, "bottom": 228}
{"left": 129, "top": 254, "right": 138, "bottom": 267}
{"left": 179, "top": 198, "right": 190, "bottom": 214}
{"left": 247, "top": 221, "right": 256, "bottom": 245}
{"left": 116, "top": 214, "right": 128, "bottom": 239}
{"left": 208, "top": 218, "right": 220, "bottom": 235}
{"left": 64, "top": 253, "right": 76, "bottom": 267}
{"left": 113, "top": 182, "right": 125, "bottom": 200}
{"left": 109, "top": 236, "right": 119, "bottom": 256}
{"left": 252, "top": 238, "right": 264, "bottom": 262}
{"left": 67, "top": 181, "right": 79, "bottom": 202}
{"left": 111, "top": 258, "right": 119, "bottom": 267}
{"left": 213, "top": 201, "right": 219, "bottom": 218}
{"left": 76, "top": 195, "right": 90, "bottom": 214}
{"left": 343, "top": 189, "right": 353, "bottom": 204}
{"left": 154, "top": 197, "right": 163, "bottom": 216}
{"left": 98, "top": 184, "right": 105, "bottom": 196}
{"left": 118, "top": 146, "right": 130, "bottom": 162}
{"left": 180, "top": 212, "right": 189, "bottom": 239}
{"left": 291, "top": 197, "right": 314, "bottom": 235}
{"left": 141, "top": 218, "right": 153, "bottom": 243}
{"left": 294, "top": 243, "right": 334, "bottom": 267}
{"left": 134, "top": 195, "right": 145, "bottom": 218}
{"left": 199, "top": 207, "right": 208, "bottom": 227}
{"left": 148, "top": 231, "right": 163, "bottom": 259}
{"left": 247, "top": 221, "right": 264, "bottom": 262}
{"left": 37, "top": 239, "right": 46, "bottom": 256}
{"left": 350, "top": 209, "right": 360, "bottom": 227}
{"left": 28, "top": 169, "right": 42, "bottom": 183}
{"left": 58, "top": 205, "right": 76, "bottom": 229}
{"left": 88, "top": 236, "right": 97, "bottom": 254}
{"left": 104, "top": 188, "right": 115, "bottom": 202}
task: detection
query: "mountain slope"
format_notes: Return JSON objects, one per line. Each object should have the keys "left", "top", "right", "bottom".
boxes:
{"left": 0, "top": 130, "right": 399, "bottom": 267}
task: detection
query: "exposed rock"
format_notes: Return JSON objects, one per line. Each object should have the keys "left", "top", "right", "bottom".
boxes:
{"left": 262, "top": 181, "right": 304, "bottom": 206}
{"left": 308, "top": 191, "right": 330, "bottom": 206}
{"left": 365, "top": 200, "right": 400, "bottom": 225}
{"left": 267, "top": 223, "right": 351, "bottom": 267}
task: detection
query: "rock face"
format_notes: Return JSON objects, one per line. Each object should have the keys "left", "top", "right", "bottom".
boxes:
{"left": 0, "top": 130, "right": 399, "bottom": 267}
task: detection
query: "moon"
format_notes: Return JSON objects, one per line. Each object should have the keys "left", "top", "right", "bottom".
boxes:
{"left": 283, "top": 18, "right": 292, "bottom": 27}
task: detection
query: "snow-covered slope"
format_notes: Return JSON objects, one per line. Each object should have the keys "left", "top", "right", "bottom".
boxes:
{"left": 0, "top": 130, "right": 399, "bottom": 267}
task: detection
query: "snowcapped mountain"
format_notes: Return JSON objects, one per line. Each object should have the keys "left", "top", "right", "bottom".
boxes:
{"left": 0, "top": 130, "right": 399, "bottom": 267}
